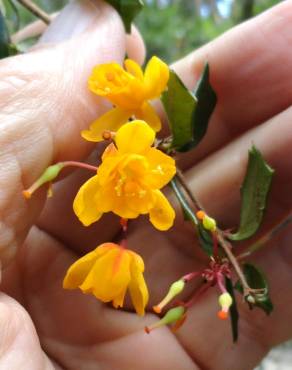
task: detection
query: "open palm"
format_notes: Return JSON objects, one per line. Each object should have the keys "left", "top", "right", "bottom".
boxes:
{"left": 1, "top": 1, "right": 292, "bottom": 369}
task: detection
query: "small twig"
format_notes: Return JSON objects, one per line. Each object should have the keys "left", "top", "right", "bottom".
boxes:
{"left": 238, "top": 214, "right": 292, "bottom": 260}
{"left": 216, "top": 232, "right": 251, "bottom": 297}
{"left": 176, "top": 169, "right": 203, "bottom": 210}
{"left": 174, "top": 170, "right": 255, "bottom": 298}
{"left": 170, "top": 178, "right": 198, "bottom": 226}
{"left": 17, "top": 0, "right": 51, "bottom": 25}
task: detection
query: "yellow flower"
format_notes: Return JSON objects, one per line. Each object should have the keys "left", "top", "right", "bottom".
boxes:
{"left": 63, "top": 243, "right": 149, "bottom": 316}
{"left": 82, "top": 56, "right": 169, "bottom": 142}
{"left": 74, "top": 120, "right": 176, "bottom": 230}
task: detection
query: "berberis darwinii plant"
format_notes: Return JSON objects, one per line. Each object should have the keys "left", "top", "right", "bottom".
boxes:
{"left": 23, "top": 52, "right": 275, "bottom": 342}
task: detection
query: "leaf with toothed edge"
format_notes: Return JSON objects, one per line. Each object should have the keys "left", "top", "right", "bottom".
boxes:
{"left": 229, "top": 146, "right": 274, "bottom": 241}
{"left": 162, "top": 63, "right": 217, "bottom": 152}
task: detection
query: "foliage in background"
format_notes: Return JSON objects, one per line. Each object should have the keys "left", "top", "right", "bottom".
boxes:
{"left": 0, "top": 0, "right": 282, "bottom": 62}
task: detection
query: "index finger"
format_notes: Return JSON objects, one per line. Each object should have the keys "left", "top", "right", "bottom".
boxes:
{"left": 172, "top": 1, "right": 292, "bottom": 168}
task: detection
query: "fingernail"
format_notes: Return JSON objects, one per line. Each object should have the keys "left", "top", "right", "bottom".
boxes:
{"left": 38, "top": 0, "right": 100, "bottom": 44}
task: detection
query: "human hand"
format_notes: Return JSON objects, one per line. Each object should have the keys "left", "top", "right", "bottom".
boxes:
{"left": 1, "top": 1, "right": 292, "bottom": 369}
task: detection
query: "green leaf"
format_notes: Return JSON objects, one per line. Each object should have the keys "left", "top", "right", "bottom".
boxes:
{"left": 162, "top": 64, "right": 217, "bottom": 152}
{"left": 105, "top": 0, "right": 144, "bottom": 33}
{"left": 235, "top": 263, "right": 273, "bottom": 315}
{"left": 3, "top": 0, "right": 20, "bottom": 30}
{"left": 225, "top": 277, "right": 239, "bottom": 342}
{"left": 162, "top": 70, "right": 197, "bottom": 151}
{"left": 192, "top": 63, "right": 217, "bottom": 147}
{"left": 229, "top": 146, "right": 274, "bottom": 241}
{"left": 0, "top": 9, "right": 10, "bottom": 58}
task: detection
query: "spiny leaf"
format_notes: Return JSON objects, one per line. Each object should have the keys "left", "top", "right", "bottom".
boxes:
{"left": 105, "top": 0, "right": 144, "bottom": 33}
{"left": 235, "top": 263, "right": 273, "bottom": 315}
{"left": 162, "top": 63, "right": 217, "bottom": 152}
{"left": 229, "top": 146, "right": 274, "bottom": 241}
{"left": 225, "top": 277, "right": 239, "bottom": 342}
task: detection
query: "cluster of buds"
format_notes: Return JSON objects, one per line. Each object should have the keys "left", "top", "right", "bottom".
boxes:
{"left": 145, "top": 254, "right": 233, "bottom": 333}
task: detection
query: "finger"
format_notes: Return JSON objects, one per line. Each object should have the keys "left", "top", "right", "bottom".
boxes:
{"left": 2, "top": 226, "right": 198, "bottom": 370}
{"left": 0, "top": 0, "right": 139, "bottom": 265}
{"left": 0, "top": 293, "right": 55, "bottom": 369}
{"left": 126, "top": 25, "right": 146, "bottom": 65}
{"left": 172, "top": 1, "right": 292, "bottom": 167}
{"left": 185, "top": 105, "right": 292, "bottom": 234}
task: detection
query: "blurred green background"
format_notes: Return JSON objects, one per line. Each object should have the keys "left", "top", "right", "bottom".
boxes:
{"left": 1, "top": 0, "right": 281, "bottom": 62}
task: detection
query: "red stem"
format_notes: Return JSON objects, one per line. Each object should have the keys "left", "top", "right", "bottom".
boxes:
{"left": 61, "top": 161, "right": 98, "bottom": 172}
{"left": 185, "top": 281, "right": 212, "bottom": 308}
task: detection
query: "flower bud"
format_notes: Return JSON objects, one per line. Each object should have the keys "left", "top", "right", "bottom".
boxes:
{"left": 202, "top": 215, "right": 216, "bottom": 232}
{"left": 217, "top": 292, "right": 233, "bottom": 320}
{"left": 23, "top": 163, "right": 64, "bottom": 199}
{"left": 153, "top": 279, "right": 185, "bottom": 313}
{"left": 196, "top": 210, "right": 206, "bottom": 220}
{"left": 145, "top": 306, "right": 185, "bottom": 333}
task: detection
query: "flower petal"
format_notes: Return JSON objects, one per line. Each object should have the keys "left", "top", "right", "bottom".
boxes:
{"left": 73, "top": 175, "right": 102, "bottom": 226}
{"left": 63, "top": 243, "right": 114, "bottom": 289}
{"left": 81, "top": 107, "right": 131, "bottom": 142}
{"left": 124, "top": 59, "right": 143, "bottom": 80}
{"left": 145, "top": 147, "right": 176, "bottom": 188}
{"left": 149, "top": 190, "right": 175, "bottom": 230}
{"left": 115, "top": 120, "right": 155, "bottom": 154}
{"left": 143, "top": 56, "right": 169, "bottom": 100}
{"left": 128, "top": 252, "right": 149, "bottom": 316}
{"left": 88, "top": 62, "right": 130, "bottom": 96}
{"left": 135, "top": 102, "right": 161, "bottom": 132}
{"left": 80, "top": 247, "right": 131, "bottom": 302}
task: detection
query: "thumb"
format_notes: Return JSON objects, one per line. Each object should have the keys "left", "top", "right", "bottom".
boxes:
{"left": 0, "top": 0, "right": 141, "bottom": 265}
{"left": 0, "top": 293, "right": 54, "bottom": 369}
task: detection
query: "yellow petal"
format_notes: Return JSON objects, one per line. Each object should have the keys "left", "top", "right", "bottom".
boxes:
{"left": 80, "top": 247, "right": 131, "bottom": 302}
{"left": 88, "top": 62, "right": 130, "bottom": 96}
{"left": 128, "top": 252, "right": 149, "bottom": 316}
{"left": 143, "top": 56, "right": 169, "bottom": 99}
{"left": 115, "top": 120, "right": 155, "bottom": 154}
{"left": 63, "top": 243, "right": 114, "bottom": 289}
{"left": 145, "top": 147, "right": 176, "bottom": 188}
{"left": 73, "top": 175, "right": 102, "bottom": 226}
{"left": 112, "top": 195, "right": 140, "bottom": 219}
{"left": 81, "top": 107, "right": 131, "bottom": 142}
{"left": 124, "top": 59, "right": 143, "bottom": 80}
{"left": 135, "top": 102, "right": 161, "bottom": 132}
{"left": 149, "top": 190, "right": 175, "bottom": 231}
{"left": 101, "top": 143, "right": 118, "bottom": 161}
{"left": 96, "top": 155, "right": 122, "bottom": 187}
{"left": 112, "top": 289, "right": 127, "bottom": 308}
